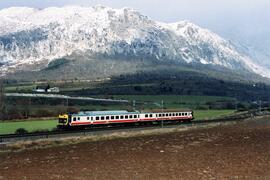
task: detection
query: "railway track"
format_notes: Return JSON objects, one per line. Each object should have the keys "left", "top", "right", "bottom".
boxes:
{"left": 0, "top": 110, "right": 269, "bottom": 144}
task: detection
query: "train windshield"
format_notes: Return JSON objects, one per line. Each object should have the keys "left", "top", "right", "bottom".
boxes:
{"left": 58, "top": 114, "right": 68, "bottom": 124}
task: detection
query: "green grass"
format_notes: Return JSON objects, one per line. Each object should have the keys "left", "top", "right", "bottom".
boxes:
{"left": 0, "top": 119, "right": 58, "bottom": 135}
{"left": 113, "top": 95, "right": 232, "bottom": 102}
{"left": 111, "top": 95, "right": 234, "bottom": 109}
{"left": 193, "top": 110, "right": 235, "bottom": 120}
{"left": 5, "top": 84, "right": 36, "bottom": 92}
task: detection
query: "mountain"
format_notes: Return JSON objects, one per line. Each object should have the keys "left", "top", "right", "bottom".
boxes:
{"left": 231, "top": 41, "right": 270, "bottom": 70}
{"left": 0, "top": 5, "right": 269, "bottom": 80}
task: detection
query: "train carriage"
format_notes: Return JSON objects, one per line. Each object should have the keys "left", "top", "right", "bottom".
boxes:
{"left": 58, "top": 109, "right": 193, "bottom": 128}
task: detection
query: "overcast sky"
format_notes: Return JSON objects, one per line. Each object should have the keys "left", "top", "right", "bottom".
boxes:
{"left": 0, "top": 0, "right": 269, "bottom": 51}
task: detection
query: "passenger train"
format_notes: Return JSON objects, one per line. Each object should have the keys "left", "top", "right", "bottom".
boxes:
{"left": 58, "top": 109, "right": 193, "bottom": 128}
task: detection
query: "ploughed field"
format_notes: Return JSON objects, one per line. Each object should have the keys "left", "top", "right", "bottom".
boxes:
{"left": 0, "top": 117, "right": 269, "bottom": 179}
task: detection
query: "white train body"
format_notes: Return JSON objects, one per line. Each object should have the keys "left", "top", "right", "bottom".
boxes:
{"left": 59, "top": 110, "right": 193, "bottom": 127}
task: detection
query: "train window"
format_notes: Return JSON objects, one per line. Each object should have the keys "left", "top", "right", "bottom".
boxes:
{"left": 96, "top": 116, "right": 100, "bottom": 120}
{"left": 111, "top": 116, "right": 114, "bottom": 120}
{"left": 166, "top": 113, "right": 169, "bottom": 116}
{"left": 125, "top": 115, "right": 128, "bottom": 119}
{"left": 73, "top": 117, "right": 76, "bottom": 121}
{"left": 134, "top": 115, "right": 137, "bottom": 118}
{"left": 106, "top": 116, "right": 110, "bottom": 120}
{"left": 91, "top": 117, "right": 93, "bottom": 121}
{"left": 78, "top": 117, "right": 80, "bottom": 121}
{"left": 87, "top": 117, "right": 90, "bottom": 120}
{"left": 149, "top": 114, "right": 153, "bottom": 117}
{"left": 116, "top": 116, "right": 119, "bottom": 119}
{"left": 145, "top": 114, "right": 148, "bottom": 118}
{"left": 129, "top": 115, "right": 133, "bottom": 118}
{"left": 120, "top": 115, "right": 124, "bottom": 119}
{"left": 169, "top": 113, "right": 172, "bottom": 116}
{"left": 138, "top": 115, "right": 140, "bottom": 118}
{"left": 172, "top": 113, "right": 175, "bottom": 116}
{"left": 101, "top": 116, "right": 104, "bottom": 120}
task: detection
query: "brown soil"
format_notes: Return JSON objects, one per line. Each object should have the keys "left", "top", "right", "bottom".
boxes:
{"left": 0, "top": 118, "right": 270, "bottom": 180}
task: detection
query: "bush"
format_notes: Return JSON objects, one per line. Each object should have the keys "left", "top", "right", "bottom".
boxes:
{"left": 15, "top": 128, "right": 28, "bottom": 134}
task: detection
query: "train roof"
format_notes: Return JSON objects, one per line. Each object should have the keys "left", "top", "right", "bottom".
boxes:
{"left": 72, "top": 109, "right": 192, "bottom": 116}
{"left": 143, "top": 109, "right": 193, "bottom": 113}
{"left": 75, "top": 110, "right": 139, "bottom": 116}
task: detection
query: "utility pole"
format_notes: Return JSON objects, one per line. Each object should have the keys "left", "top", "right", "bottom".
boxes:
{"left": 234, "top": 96, "right": 238, "bottom": 112}
{"left": 0, "top": 79, "right": 5, "bottom": 120}
{"left": 259, "top": 100, "right": 262, "bottom": 113}
{"left": 161, "top": 100, "right": 164, "bottom": 128}
{"left": 66, "top": 97, "right": 69, "bottom": 112}
{"left": 133, "top": 100, "right": 136, "bottom": 111}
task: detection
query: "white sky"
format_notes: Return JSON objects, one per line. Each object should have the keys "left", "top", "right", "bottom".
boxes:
{"left": 0, "top": 0, "right": 269, "bottom": 51}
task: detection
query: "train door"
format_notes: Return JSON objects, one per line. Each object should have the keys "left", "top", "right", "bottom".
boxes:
{"left": 91, "top": 116, "right": 95, "bottom": 124}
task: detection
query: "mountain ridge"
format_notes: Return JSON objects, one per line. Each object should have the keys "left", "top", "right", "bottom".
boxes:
{"left": 0, "top": 5, "right": 269, "bottom": 79}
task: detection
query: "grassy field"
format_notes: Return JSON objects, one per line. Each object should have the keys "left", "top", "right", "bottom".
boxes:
{"left": 112, "top": 95, "right": 232, "bottom": 102}
{"left": 0, "top": 119, "right": 58, "bottom": 135}
{"left": 111, "top": 95, "right": 234, "bottom": 109}
{"left": 0, "top": 110, "right": 235, "bottom": 135}
{"left": 193, "top": 110, "right": 235, "bottom": 120}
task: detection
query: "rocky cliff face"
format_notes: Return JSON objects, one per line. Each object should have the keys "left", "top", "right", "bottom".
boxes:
{"left": 0, "top": 6, "right": 269, "bottom": 78}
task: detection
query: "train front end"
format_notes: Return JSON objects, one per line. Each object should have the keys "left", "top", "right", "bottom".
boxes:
{"left": 58, "top": 114, "right": 69, "bottom": 128}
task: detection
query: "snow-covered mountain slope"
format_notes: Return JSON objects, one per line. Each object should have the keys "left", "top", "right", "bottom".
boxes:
{"left": 0, "top": 5, "right": 269, "bottom": 78}
{"left": 231, "top": 40, "right": 270, "bottom": 70}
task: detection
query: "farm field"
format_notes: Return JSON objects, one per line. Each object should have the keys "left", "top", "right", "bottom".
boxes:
{"left": 0, "top": 110, "right": 234, "bottom": 135}
{"left": 1, "top": 116, "right": 269, "bottom": 179}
